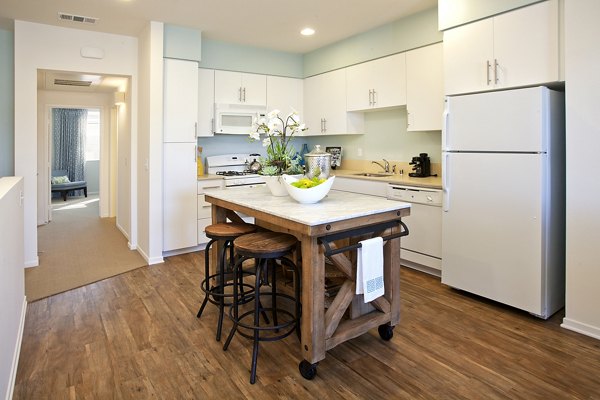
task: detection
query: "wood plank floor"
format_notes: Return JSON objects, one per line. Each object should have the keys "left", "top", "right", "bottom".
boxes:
{"left": 14, "top": 251, "right": 600, "bottom": 399}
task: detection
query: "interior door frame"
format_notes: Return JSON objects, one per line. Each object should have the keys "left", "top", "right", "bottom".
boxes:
{"left": 42, "top": 104, "right": 111, "bottom": 221}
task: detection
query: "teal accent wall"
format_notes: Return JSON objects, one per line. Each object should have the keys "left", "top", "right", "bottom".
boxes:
{"left": 438, "top": 0, "right": 541, "bottom": 30}
{"left": 303, "top": 7, "right": 441, "bottom": 77}
{"left": 163, "top": 24, "right": 202, "bottom": 62}
{"left": 0, "top": 28, "right": 14, "bottom": 177}
{"left": 198, "top": 38, "right": 303, "bottom": 78}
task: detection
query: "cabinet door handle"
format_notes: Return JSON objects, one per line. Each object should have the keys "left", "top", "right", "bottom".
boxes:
{"left": 323, "top": 118, "right": 327, "bottom": 133}
{"left": 372, "top": 89, "right": 377, "bottom": 106}
{"left": 243, "top": 87, "right": 246, "bottom": 102}
{"left": 494, "top": 59, "right": 499, "bottom": 84}
{"left": 194, "top": 122, "right": 197, "bottom": 138}
{"left": 486, "top": 60, "right": 491, "bottom": 85}
{"left": 368, "top": 89, "right": 373, "bottom": 106}
{"left": 238, "top": 87, "right": 242, "bottom": 102}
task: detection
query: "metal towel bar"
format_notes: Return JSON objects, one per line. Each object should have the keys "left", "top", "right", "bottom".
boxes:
{"left": 319, "top": 220, "right": 409, "bottom": 257}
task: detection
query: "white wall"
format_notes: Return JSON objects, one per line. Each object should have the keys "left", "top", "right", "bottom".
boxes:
{"left": 0, "top": 177, "right": 25, "bottom": 400}
{"left": 136, "top": 21, "right": 164, "bottom": 264}
{"left": 0, "top": 28, "right": 14, "bottom": 178}
{"left": 14, "top": 20, "right": 138, "bottom": 266}
{"left": 562, "top": 0, "right": 600, "bottom": 340}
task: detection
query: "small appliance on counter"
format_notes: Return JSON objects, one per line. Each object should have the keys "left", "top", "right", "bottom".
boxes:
{"left": 409, "top": 153, "right": 432, "bottom": 177}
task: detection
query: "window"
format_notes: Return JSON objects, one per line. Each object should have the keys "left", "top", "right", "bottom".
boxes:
{"left": 85, "top": 109, "right": 100, "bottom": 161}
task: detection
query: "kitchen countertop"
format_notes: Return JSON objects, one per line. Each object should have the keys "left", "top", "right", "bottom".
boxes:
{"left": 198, "top": 169, "right": 442, "bottom": 189}
{"left": 204, "top": 185, "right": 410, "bottom": 226}
{"left": 330, "top": 169, "right": 442, "bottom": 189}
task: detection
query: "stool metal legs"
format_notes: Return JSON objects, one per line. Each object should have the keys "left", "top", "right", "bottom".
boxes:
{"left": 223, "top": 255, "right": 301, "bottom": 384}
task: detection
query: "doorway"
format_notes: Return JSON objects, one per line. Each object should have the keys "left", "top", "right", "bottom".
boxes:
{"left": 36, "top": 69, "right": 128, "bottom": 226}
{"left": 49, "top": 107, "right": 101, "bottom": 221}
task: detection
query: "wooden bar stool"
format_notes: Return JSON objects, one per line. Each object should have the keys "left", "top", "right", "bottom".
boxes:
{"left": 197, "top": 222, "right": 257, "bottom": 341}
{"left": 223, "top": 231, "right": 301, "bottom": 384}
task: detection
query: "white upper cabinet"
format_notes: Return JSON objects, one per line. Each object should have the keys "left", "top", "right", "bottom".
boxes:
{"left": 346, "top": 53, "right": 406, "bottom": 111}
{"left": 197, "top": 68, "right": 215, "bottom": 137}
{"left": 266, "top": 76, "right": 303, "bottom": 118}
{"left": 443, "top": 0, "right": 559, "bottom": 95}
{"left": 214, "top": 70, "right": 266, "bottom": 106}
{"left": 303, "top": 69, "right": 364, "bottom": 136}
{"left": 164, "top": 58, "right": 199, "bottom": 142}
{"left": 406, "top": 43, "right": 444, "bottom": 131}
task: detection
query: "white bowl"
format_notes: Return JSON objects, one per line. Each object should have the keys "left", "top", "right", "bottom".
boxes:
{"left": 282, "top": 175, "right": 335, "bottom": 204}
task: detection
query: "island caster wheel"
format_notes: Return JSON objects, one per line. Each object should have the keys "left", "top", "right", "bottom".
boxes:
{"left": 299, "top": 360, "right": 317, "bottom": 380}
{"left": 378, "top": 324, "right": 394, "bottom": 341}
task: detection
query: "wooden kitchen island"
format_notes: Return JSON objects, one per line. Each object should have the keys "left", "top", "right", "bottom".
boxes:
{"left": 204, "top": 186, "right": 410, "bottom": 379}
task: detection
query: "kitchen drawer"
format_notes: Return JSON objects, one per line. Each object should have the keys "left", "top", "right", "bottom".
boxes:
{"left": 198, "top": 179, "right": 224, "bottom": 194}
{"left": 197, "top": 195, "right": 212, "bottom": 218}
{"left": 198, "top": 218, "right": 211, "bottom": 244}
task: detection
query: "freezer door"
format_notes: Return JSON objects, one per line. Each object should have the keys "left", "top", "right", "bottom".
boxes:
{"left": 444, "top": 87, "right": 548, "bottom": 152}
{"left": 442, "top": 152, "right": 546, "bottom": 315}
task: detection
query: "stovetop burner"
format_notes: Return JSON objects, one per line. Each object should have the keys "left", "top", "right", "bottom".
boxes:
{"left": 216, "top": 170, "right": 253, "bottom": 177}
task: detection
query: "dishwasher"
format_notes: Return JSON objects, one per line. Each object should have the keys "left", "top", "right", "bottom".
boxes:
{"left": 386, "top": 184, "right": 442, "bottom": 275}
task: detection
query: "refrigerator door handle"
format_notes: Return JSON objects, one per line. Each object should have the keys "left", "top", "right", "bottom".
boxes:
{"left": 442, "top": 100, "right": 449, "bottom": 151}
{"left": 442, "top": 153, "right": 450, "bottom": 212}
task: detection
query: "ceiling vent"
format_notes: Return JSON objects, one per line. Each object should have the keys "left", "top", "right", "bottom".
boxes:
{"left": 58, "top": 12, "right": 99, "bottom": 25}
{"left": 54, "top": 79, "right": 93, "bottom": 87}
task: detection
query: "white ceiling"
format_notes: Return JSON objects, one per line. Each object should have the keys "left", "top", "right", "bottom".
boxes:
{"left": 0, "top": 0, "right": 437, "bottom": 54}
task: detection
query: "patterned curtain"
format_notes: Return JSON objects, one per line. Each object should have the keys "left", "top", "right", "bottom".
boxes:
{"left": 52, "top": 108, "right": 87, "bottom": 184}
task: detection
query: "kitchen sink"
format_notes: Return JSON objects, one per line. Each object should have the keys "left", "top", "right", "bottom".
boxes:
{"left": 352, "top": 172, "right": 394, "bottom": 178}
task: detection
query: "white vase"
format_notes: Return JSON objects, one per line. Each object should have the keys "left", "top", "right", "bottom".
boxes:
{"left": 262, "top": 175, "right": 289, "bottom": 197}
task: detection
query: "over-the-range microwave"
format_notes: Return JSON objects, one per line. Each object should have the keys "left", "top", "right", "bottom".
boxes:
{"left": 214, "top": 103, "right": 266, "bottom": 134}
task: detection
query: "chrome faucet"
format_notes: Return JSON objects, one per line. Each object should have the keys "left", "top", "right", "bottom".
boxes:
{"left": 372, "top": 159, "right": 390, "bottom": 173}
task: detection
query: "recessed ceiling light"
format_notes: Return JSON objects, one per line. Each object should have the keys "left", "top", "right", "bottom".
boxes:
{"left": 301, "top": 27, "right": 315, "bottom": 36}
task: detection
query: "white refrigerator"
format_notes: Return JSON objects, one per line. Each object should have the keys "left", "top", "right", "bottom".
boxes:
{"left": 441, "top": 86, "right": 565, "bottom": 319}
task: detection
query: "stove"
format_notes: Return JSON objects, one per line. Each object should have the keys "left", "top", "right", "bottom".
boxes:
{"left": 206, "top": 153, "right": 265, "bottom": 188}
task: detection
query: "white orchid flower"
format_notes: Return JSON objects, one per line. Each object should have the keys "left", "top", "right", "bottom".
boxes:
{"left": 287, "top": 111, "right": 299, "bottom": 124}
{"left": 267, "top": 119, "right": 282, "bottom": 131}
{"left": 249, "top": 131, "right": 260, "bottom": 141}
{"left": 262, "top": 137, "right": 271, "bottom": 147}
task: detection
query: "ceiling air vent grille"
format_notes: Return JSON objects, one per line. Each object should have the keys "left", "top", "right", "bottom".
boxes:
{"left": 54, "top": 79, "right": 93, "bottom": 87}
{"left": 58, "top": 12, "right": 99, "bottom": 25}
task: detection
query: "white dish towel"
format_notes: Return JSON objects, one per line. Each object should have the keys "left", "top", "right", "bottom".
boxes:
{"left": 355, "top": 236, "right": 384, "bottom": 303}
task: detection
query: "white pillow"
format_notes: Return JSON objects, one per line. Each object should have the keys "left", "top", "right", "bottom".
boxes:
{"left": 51, "top": 175, "right": 70, "bottom": 184}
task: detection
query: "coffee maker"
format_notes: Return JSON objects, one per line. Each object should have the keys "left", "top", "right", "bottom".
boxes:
{"left": 409, "top": 153, "right": 431, "bottom": 177}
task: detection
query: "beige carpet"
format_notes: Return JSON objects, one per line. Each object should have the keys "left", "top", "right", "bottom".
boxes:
{"left": 26, "top": 195, "right": 147, "bottom": 302}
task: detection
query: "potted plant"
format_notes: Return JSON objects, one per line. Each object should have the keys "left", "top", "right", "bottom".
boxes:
{"left": 249, "top": 109, "right": 307, "bottom": 195}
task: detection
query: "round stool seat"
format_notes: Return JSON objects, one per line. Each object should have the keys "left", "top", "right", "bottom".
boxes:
{"left": 234, "top": 232, "right": 297, "bottom": 259}
{"left": 205, "top": 222, "right": 257, "bottom": 240}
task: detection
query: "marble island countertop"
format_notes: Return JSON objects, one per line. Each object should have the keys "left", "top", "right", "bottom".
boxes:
{"left": 204, "top": 185, "right": 410, "bottom": 226}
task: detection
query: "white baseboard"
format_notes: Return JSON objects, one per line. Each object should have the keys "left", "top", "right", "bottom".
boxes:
{"left": 561, "top": 317, "right": 600, "bottom": 340}
{"left": 128, "top": 242, "right": 137, "bottom": 250}
{"left": 24, "top": 256, "right": 39, "bottom": 268}
{"left": 116, "top": 221, "right": 130, "bottom": 241}
{"left": 5, "top": 296, "right": 27, "bottom": 400}
{"left": 136, "top": 246, "right": 164, "bottom": 265}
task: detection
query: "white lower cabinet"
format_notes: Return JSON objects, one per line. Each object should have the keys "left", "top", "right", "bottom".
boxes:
{"left": 164, "top": 143, "right": 198, "bottom": 251}
{"left": 197, "top": 179, "right": 224, "bottom": 245}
